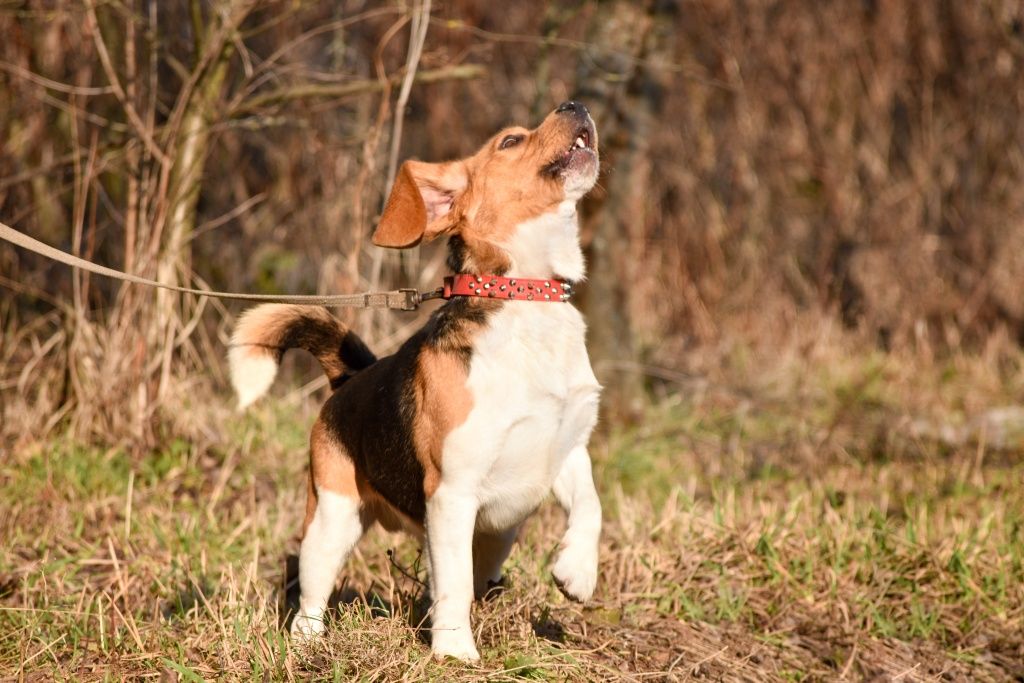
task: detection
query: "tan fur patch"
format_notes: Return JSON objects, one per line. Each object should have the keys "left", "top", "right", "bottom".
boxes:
{"left": 412, "top": 348, "right": 474, "bottom": 499}
{"left": 356, "top": 477, "right": 423, "bottom": 535}
{"left": 372, "top": 108, "right": 596, "bottom": 273}
{"left": 306, "top": 417, "right": 425, "bottom": 536}
{"left": 301, "top": 469, "right": 318, "bottom": 537}
{"left": 308, "top": 418, "right": 359, "bottom": 496}
{"left": 372, "top": 164, "right": 429, "bottom": 248}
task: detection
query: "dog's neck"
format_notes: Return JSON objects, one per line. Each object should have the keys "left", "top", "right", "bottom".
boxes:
{"left": 447, "top": 201, "right": 586, "bottom": 282}
{"left": 502, "top": 200, "right": 585, "bottom": 282}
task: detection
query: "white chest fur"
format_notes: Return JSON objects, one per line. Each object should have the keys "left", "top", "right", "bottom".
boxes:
{"left": 445, "top": 303, "right": 600, "bottom": 532}
{"left": 438, "top": 204, "right": 601, "bottom": 532}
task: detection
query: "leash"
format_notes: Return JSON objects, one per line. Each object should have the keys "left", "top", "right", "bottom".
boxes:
{"left": 0, "top": 221, "right": 423, "bottom": 310}
{"left": 0, "top": 221, "right": 574, "bottom": 309}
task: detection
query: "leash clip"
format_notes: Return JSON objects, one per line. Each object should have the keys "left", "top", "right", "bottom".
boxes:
{"left": 398, "top": 288, "right": 422, "bottom": 311}
{"left": 417, "top": 286, "right": 447, "bottom": 304}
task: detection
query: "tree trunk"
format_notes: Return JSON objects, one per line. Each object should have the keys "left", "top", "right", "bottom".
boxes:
{"left": 154, "top": 1, "right": 247, "bottom": 393}
{"left": 575, "top": 0, "right": 675, "bottom": 422}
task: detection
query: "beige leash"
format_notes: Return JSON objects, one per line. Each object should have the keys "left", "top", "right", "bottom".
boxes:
{"left": 0, "top": 221, "right": 425, "bottom": 310}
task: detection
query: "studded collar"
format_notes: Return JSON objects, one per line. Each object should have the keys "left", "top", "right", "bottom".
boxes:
{"left": 424, "top": 274, "right": 574, "bottom": 303}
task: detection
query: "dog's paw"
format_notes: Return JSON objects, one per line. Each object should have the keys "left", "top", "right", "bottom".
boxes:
{"left": 431, "top": 628, "right": 481, "bottom": 663}
{"left": 551, "top": 546, "right": 597, "bottom": 602}
{"left": 290, "top": 611, "right": 326, "bottom": 640}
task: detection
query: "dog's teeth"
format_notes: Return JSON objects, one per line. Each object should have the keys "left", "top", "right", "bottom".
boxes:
{"left": 574, "top": 136, "right": 585, "bottom": 149}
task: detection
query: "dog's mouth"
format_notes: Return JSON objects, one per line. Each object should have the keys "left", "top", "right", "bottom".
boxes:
{"left": 540, "top": 125, "right": 597, "bottom": 178}
{"left": 571, "top": 127, "right": 592, "bottom": 152}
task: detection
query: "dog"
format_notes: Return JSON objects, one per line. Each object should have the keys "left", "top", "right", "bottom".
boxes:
{"left": 228, "top": 101, "right": 602, "bottom": 662}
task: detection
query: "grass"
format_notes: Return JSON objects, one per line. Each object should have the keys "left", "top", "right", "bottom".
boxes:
{"left": 2, "top": 338, "right": 1023, "bottom": 681}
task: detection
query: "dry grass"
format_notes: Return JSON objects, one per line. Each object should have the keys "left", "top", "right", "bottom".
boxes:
{"left": 2, "top": 321, "right": 1022, "bottom": 682}
{"left": 3, "top": 2, "right": 1024, "bottom": 680}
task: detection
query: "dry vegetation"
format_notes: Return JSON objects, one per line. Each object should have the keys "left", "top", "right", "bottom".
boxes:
{"left": 2, "top": 327, "right": 1023, "bottom": 680}
{"left": 2, "top": 0, "right": 1024, "bottom": 680}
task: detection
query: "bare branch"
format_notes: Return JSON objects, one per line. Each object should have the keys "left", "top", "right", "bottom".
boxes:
{"left": 0, "top": 60, "right": 115, "bottom": 96}
{"left": 83, "top": 0, "right": 171, "bottom": 167}
{"left": 229, "top": 63, "right": 485, "bottom": 117}
{"left": 385, "top": 0, "right": 432, "bottom": 195}
{"left": 432, "top": 17, "right": 734, "bottom": 91}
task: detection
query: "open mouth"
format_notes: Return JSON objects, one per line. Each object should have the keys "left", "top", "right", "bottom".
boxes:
{"left": 571, "top": 127, "right": 591, "bottom": 151}
{"left": 540, "top": 126, "right": 596, "bottom": 178}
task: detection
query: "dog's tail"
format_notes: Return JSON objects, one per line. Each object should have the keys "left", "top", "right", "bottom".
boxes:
{"left": 228, "top": 304, "right": 377, "bottom": 409}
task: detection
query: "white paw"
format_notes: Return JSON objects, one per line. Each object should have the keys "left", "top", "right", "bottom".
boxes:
{"left": 431, "top": 628, "right": 480, "bottom": 662}
{"left": 551, "top": 545, "right": 598, "bottom": 602}
{"left": 290, "top": 611, "right": 326, "bottom": 640}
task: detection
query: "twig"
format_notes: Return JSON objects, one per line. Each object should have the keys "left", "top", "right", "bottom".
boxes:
{"left": 83, "top": 0, "right": 170, "bottom": 167}
{"left": 432, "top": 17, "right": 734, "bottom": 90}
{"left": 0, "top": 60, "right": 115, "bottom": 95}
{"left": 386, "top": 548, "right": 427, "bottom": 590}
{"left": 230, "top": 64, "right": 483, "bottom": 116}
{"left": 17, "top": 633, "right": 66, "bottom": 671}
{"left": 240, "top": 7, "right": 400, "bottom": 82}
{"left": 891, "top": 663, "right": 920, "bottom": 680}
{"left": 839, "top": 642, "right": 858, "bottom": 679}
{"left": 384, "top": 0, "right": 432, "bottom": 195}
{"left": 189, "top": 192, "right": 267, "bottom": 242}
{"left": 124, "top": 471, "right": 134, "bottom": 540}
{"left": 106, "top": 537, "right": 145, "bottom": 652}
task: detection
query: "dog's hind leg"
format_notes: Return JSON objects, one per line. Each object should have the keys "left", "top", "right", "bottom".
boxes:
{"left": 291, "top": 421, "right": 373, "bottom": 640}
{"left": 472, "top": 527, "right": 517, "bottom": 598}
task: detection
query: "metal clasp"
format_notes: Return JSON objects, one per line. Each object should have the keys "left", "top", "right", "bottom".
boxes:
{"left": 417, "top": 286, "right": 447, "bottom": 304}
{"left": 399, "top": 288, "right": 421, "bottom": 311}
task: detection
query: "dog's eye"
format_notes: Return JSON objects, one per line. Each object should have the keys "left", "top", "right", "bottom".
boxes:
{"left": 499, "top": 134, "right": 523, "bottom": 150}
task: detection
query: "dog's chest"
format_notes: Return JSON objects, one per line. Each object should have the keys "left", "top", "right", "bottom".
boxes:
{"left": 442, "top": 303, "right": 600, "bottom": 531}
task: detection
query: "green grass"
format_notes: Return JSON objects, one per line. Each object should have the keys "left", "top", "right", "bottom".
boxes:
{"left": 2, "top": 346, "right": 1024, "bottom": 680}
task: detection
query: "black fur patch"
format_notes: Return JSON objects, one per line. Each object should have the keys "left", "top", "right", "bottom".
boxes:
{"left": 321, "top": 300, "right": 497, "bottom": 522}
{"left": 278, "top": 314, "right": 342, "bottom": 358}
{"left": 428, "top": 298, "right": 489, "bottom": 368}
{"left": 446, "top": 235, "right": 470, "bottom": 274}
{"left": 323, "top": 332, "right": 427, "bottom": 520}
{"left": 539, "top": 156, "right": 568, "bottom": 178}
{"left": 339, "top": 330, "right": 377, "bottom": 370}
{"left": 330, "top": 330, "right": 378, "bottom": 390}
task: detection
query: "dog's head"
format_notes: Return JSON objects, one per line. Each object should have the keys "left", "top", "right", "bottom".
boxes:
{"left": 372, "top": 101, "right": 599, "bottom": 273}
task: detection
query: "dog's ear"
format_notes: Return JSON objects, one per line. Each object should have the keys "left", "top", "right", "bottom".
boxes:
{"left": 373, "top": 160, "right": 468, "bottom": 248}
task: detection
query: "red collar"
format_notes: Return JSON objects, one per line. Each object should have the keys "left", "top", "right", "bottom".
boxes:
{"left": 437, "top": 274, "right": 573, "bottom": 302}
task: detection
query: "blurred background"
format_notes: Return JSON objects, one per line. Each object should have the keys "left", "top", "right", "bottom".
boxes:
{"left": 4, "top": 0, "right": 1024, "bottom": 447}
{"left": 3, "top": 2, "right": 1024, "bottom": 678}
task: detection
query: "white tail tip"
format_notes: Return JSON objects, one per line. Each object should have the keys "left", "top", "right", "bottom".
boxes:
{"left": 228, "top": 345, "right": 279, "bottom": 410}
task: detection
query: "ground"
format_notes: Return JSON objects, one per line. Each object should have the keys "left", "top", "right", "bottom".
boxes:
{"left": 2, "top": 336, "right": 1023, "bottom": 681}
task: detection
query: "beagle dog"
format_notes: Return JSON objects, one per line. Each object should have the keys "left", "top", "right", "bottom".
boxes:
{"left": 229, "top": 101, "right": 602, "bottom": 662}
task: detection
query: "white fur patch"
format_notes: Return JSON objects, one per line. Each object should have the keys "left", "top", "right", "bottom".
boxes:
{"left": 500, "top": 201, "right": 586, "bottom": 281}
{"left": 292, "top": 489, "right": 364, "bottom": 640}
{"left": 440, "top": 205, "right": 601, "bottom": 533}
{"left": 563, "top": 155, "right": 599, "bottom": 201}
{"left": 228, "top": 346, "right": 279, "bottom": 410}
{"left": 551, "top": 446, "right": 602, "bottom": 601}
{"left": 425, "top": 488, "right": 481, "bottom": 661}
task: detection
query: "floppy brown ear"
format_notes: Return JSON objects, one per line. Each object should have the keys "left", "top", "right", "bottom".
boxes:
{"left": 372, "top": 161, "right": 466, "bottom": 248}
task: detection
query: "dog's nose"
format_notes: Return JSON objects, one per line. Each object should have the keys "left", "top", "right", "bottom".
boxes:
{"left": 555, "top": 100, "right": 588, "bottom": 116}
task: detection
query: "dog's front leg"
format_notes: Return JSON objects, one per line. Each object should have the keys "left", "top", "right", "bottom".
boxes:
{"left": 551, "top": 446, "right": 602, "bottom": 601}
{"left": 425, "top": 485, "right": 480, "bottom": 662}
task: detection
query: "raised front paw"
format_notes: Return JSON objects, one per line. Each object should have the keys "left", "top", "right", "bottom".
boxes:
{"left": 431, "top": 627, "right": 481, "bottom": 662}
{"left": 551, "top": 545, "right": 598, "bottom": 602}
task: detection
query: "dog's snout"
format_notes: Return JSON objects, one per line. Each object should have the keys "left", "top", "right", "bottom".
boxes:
{"left": 555, "top": 100, "right": 588, "bottom": 116}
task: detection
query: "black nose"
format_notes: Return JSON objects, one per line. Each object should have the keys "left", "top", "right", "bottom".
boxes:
{"left": 556, "top": 100, "right": 588, "bottom": 115}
